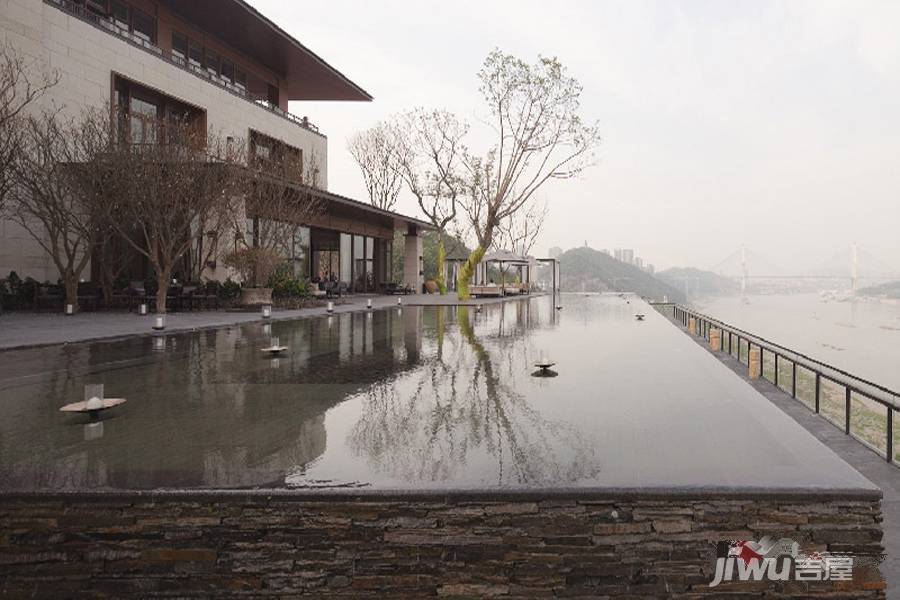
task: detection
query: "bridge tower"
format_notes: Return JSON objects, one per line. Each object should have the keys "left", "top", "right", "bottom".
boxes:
{"left": 740, "top": 245, "right": 748, "bottom": 297}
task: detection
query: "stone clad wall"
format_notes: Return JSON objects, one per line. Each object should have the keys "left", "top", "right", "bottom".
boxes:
{"left": 0, "top": 492, "right": 884, "bottom": 598}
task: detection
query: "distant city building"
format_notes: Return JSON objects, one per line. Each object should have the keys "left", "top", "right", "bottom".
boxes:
{"left": 622, "top": 249, "right": 634, "bottom": 265}
{"left": 548, "top": 246, "right": 563, "bottom": 259}
{"left": 601, "top": 249, "right": 611, "bottom": 256}
{"left": 634, "top": 257, "right": 643, "bottom": 269}
{"left": 647, "top": 264, "right": 655, "bottom": 275}
{"left": 614, "top": 248, "right": 623, "bottom": 262}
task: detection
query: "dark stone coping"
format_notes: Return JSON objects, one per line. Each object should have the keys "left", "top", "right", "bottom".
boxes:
{"left": 0, "top": 485, "right": 882, "bottom": 503}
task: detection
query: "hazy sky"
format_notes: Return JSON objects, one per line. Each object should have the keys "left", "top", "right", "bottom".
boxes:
{"left": 250, "top": 0, "right": 900, "bottom": 273}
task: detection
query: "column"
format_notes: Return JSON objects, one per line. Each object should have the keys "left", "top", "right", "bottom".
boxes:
{"left": 403, "top": 225, "right": 423, "bottom": 293}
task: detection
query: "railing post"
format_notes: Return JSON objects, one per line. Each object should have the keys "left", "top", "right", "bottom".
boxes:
{"left": 845, "top": 387, "right": 851, "bottom": 434}
{"left": 887, "top": 406, "right": 893, "bottom": 463}
{"left": 791, "top": 362, "right": 797, "bottom": 398}
{"left": 774, "top": 353, "right": 779, "bottom": 387}
{"left": 814, "top": 373, "right": 820, "bottom": 413}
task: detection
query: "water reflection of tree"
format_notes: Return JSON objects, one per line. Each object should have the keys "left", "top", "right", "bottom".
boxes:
{"left": 348, "top": 306, "right": 599, "bottom": 486}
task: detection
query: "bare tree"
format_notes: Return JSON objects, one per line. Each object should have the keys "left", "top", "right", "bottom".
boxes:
{"left": 80, "top": 116, "right": 245, "bottom": 313}
{"left": 497, "top": 198, "right": 548, "bottom": 257}
{"left": 456, "top": 49, "right": 601, "bottom": 299}
{"left": 226, "top": 148, "right": 325, "bottom": 288}
{"left": 394, "top": 109, "right": 468, "bottom": 294}
{"left": 7, "top": 109, "right": 110, "bottom": 309}
{"left": 0, "top": 44, "right": 58, "bottom": 211}
{"left": 348, "top": 122, "right": 403, "bottom": 212}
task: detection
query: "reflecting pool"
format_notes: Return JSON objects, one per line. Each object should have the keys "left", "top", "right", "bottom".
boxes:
{"left": 0, "top": 295, "right": 875, "bottom": 493}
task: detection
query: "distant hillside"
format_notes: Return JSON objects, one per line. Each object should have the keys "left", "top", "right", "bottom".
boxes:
{"left": 657, "top": 267, "right": 739, "bottom": 296}
{"left": 558, "top": 247, "right": 685, "bottom": 302}
{"left": 859, "top": 280, "right": 900, "bottom": 299}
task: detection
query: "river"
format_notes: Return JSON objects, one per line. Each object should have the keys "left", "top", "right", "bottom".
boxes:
{"left": 692, "top": 293, "right": 900, "bottom": 392}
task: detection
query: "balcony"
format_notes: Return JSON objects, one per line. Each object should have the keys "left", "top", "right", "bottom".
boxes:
{"left": 45, "top": 0, "right": 322, "bottom": 136}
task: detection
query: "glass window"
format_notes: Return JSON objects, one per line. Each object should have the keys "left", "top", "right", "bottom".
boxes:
{"left": 110, "top": 1, "right": 128, "bottom": 30}
{"left": 340, "top": 234, "right": 352, "bottom": 285}
{"left": 131, "top": 8, "right": 155, "bottom": 43}
{"left": 292, "top": 227, "right": 310, "bottom": 279}
{"left": 172, "top": 32, "right": 188, "bottom": 60}
{"left": 204, "top": 51, "right": 220, "bottom": 77}
{"left": 129, "top": 96, "right": 158, "bottom": 145}
{"left": 235, "top": 70, "right": 247, "bottom": 91}
{"left": 188, "top": 42, "right": 203, "bottom": 68}
{"left": 220, "top": 60, "right": 234, "bottom": 84}
{"left": 85, "top": 0, "right": 107, "bottom": 16}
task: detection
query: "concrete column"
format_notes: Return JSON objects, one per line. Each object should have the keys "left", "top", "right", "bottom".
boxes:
{"left": 403, "top": 227, "right": 423, "bottom": 293}
{"left": 688, "top": 317, "right": 697, "bottom": 336}
{"left": 710, "top": 328, "right": 722, "bottom": 352}
{"left": 748, "top": 348, "right": 762, "bottom": 380}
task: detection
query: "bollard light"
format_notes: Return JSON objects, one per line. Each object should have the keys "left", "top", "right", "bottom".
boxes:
{"left": 138, "top": 303, "right": 148, "bottom": 316}
{"left": 327, "top": 301, "right": 334, "bottom": 313}
{"left": 367, "top": 298, "right": 372, "bottom": 309}
{"left": 261, "top": 305, "right": 272, "bottom": 319}
{"left": 152, "top": 315, "right": 165, "bottom": 330}
{"left": 397, "top": 297, "right": 402, "bottom": 306}
{"left": 65, "top": 304, "right": 74, "bottom": 316}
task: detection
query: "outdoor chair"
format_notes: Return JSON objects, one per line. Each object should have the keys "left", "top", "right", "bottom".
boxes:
{"left": 178, "top": 286, "right": 200, "bottom": 311}
{"left": 77, "top": 282, "right": 100, "bottom": 311}
{"left": 34, "top": 283, "right": 64, "bottom": 311}
{"left": 126, "top": 281, "right": 149, "bottom": 311}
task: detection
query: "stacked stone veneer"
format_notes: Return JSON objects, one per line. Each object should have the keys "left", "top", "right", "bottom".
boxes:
{"left": 0, "top": 491, "right": 884, "bottom": 598}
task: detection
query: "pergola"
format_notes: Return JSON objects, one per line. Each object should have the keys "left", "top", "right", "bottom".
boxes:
{"left": 476, "top": 250, "right": 532, "bottom": 289}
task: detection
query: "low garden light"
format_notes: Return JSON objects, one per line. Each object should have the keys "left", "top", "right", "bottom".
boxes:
{"left": 367, "top": 298, "right": 372, "bottom": 309}
{"left": 327, "top": 301, "right": 334, "bottom": 314}
{"left": 397, "top": 297, "right": 403, "bottom": 306}
{"left": 261, "top": 305, "right": 272, "bottom": 319}
{"left": 138, "top": 303, "right": 148, "bottom": 316}
{"left": 152, "top": 315, "right": 165, "bottom": 330}
{"left": 65, "top": 304, "right": 74, "bottom": 316}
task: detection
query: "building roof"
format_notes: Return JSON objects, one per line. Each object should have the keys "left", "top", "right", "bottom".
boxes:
{"left": 158, "top": 0, "right": 373, "bottom": 102}
{"left": 306, "top": 186, "right": 435, "bottom": 232}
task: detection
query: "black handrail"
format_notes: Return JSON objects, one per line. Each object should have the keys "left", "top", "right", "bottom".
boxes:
{"left": 653, "top": 302, "right": 899, "bottom": 464}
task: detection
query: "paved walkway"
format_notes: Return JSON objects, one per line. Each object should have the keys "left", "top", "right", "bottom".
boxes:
{"left": 0, "top": 293, "right": 543, "bottom": 351}
{"left": 669, "top": 315, "right": 900, "bottom": 597}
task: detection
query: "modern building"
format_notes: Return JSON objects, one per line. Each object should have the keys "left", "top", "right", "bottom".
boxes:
{"left": 0, "top": 0, "right": 430, "bottom": 293}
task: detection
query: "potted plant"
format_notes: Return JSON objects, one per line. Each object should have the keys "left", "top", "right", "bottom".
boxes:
{"left": 223, "top": 247, "right": 281, "bottom": 306}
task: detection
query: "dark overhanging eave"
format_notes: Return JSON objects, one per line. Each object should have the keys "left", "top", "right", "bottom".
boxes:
{"left": 157, "top": 0, "right": 373, "bottom": 102}
{"left": 307, "top": 186, "right": 435, "bottom": 232}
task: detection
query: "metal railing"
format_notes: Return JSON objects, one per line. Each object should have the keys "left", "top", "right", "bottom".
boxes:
{"left": 45, "top": 0, "right": 321, "bottom": 136}
{"left": 656, "top": 302, "right": 900, "bottom": 465}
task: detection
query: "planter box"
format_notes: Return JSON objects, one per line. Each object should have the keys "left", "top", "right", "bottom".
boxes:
{"left": 239, "top": 287, "right": 273, "bottom": 306}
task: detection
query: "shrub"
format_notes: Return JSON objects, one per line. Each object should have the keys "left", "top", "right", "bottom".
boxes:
{"left": 269, "top": 265, "right": 309, "bottom": 298}
{"left": 219, "top": 278, "right": 241, "bottom": 301}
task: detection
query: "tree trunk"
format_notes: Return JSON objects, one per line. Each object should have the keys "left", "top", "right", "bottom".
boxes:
{"left": 155, "top": 269, "right": 171, "bottom": 314}
{"left": 456, "top": 245, "right": 486, "bottom": 300}
{"left": 63, "top": 273, "right": 78, "bottom": 311}
{"left": 436, "top": 237, "right": 447, "bottom": 295}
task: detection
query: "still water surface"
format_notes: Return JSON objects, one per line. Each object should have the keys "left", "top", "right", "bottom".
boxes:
{"left": 0, "top": 295, "right": 872, "bottom": 493}
{"left": 694, "top": 294, "right": 900, "bottom": 391}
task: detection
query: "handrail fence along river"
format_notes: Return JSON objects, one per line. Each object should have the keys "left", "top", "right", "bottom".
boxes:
{"left": 656, "top": 303, "right": 900, "bottom": 465}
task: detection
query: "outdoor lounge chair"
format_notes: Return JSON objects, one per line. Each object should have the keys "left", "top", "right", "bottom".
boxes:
{"left": 470, "top": 285, "right": 503, "bottom": 298}
{"left": 384, "top": 282, "right": 412, "bottom": 295}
